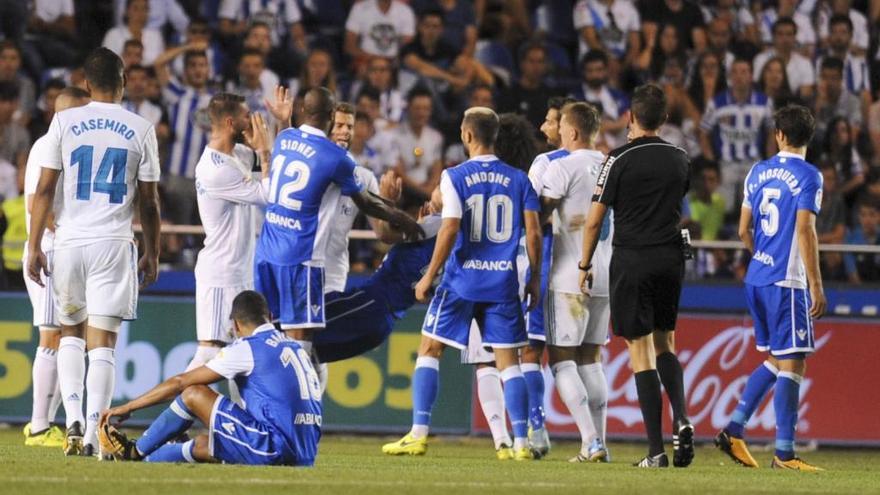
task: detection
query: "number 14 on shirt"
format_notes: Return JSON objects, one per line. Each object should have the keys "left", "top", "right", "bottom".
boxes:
{"left": 70, "top": 145, "right": 128, "bottom": 204}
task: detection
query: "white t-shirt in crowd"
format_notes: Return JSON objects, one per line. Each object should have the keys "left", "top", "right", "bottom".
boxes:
{"left": 345, "top": 0, "right": 416, "bottom": 58}
{"left": 102, "top": 26, "right": 166, "bottom": 65}
{"left": 753, "top": 49, "right": 815, "bottom": 93}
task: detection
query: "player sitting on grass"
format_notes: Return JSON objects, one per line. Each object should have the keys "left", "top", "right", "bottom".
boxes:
{"left": 98, "top": 291, "right": 322, "bottom": 466}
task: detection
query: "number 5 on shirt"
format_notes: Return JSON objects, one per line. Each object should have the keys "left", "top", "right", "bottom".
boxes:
{"left": 759, "top": 187, "right": 781, "bottom": 236}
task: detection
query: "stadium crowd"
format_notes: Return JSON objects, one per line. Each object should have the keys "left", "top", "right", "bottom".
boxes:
{"left": 0, "top": 0, "right": 878, "bottom": 288}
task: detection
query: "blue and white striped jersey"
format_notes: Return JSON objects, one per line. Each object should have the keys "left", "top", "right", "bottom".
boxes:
{"left": 701, "top": 90, "right": 773, "bottom": 163}
{"left": 163, "top": 80, "right": 213, "bottom": 179}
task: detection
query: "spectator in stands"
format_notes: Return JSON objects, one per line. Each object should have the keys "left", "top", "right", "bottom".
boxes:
{"left": 345, "top": 0, "right": 416, "bottom": 62}
{"left": 634, "top": 23, "right": 687, "bottom": 83}
{"left": 355, "top": 86, "right": 391, "bottom": 132}
{"left": 0, "top": 168, "right": 25, "bottom": 288}
{"left": 123, "top": 64, "right": 169, "bottom": 143}
{"left": 289, "top": 48, "right": 337, "bottom": 98}
{"left": 570, "top": 50, "right": 629, "bottom": 151}
{"left": 639, "top": 0, "right": 706, "bottom": 52}
{"left": 757, "top": 56, "right": 795, "bottom": 107}
{"left": 443, "top": 84, "right": 494, "bottom": 166}
{"left": 844, "top": 200, "right": 880, "bottom": 283}
{"left": 411, "top": 0, "right": 478, "bottom": 56}
{"left": 702, "top": 0, "right": 759, "bottom": 49}
{"left": 113, "top": 0, "right": 189, "bottom": 38}
{"left": 0, "top": 81, "right": 29, "bottom": 177}
{"left": 226, "top": 49, "right": 279, "bottom": 121}
{"left": 22, "top": 0, "right": 77, "bottom": 78}
{"left": 820, "top": 15, "right": 872, "bottom": 122}
{"left": 240, "top": 21, "right": 296, "bottom": 81}
{"left": 103, "top": 0, "right": 165, "bottom": 65}
{"left": 218, "top": 0, "right": 306, "bottom": 54}
{"left": 817, "top": 165, "right": 848, "bottom": 281}
{"left": 497, "top": 42, "right": 561, "bottom": 129}
{"left": 172, "top": 19, "right": 225, "bottom": 84}
{"left": 687, "top": 51, "right": 727, "bottom": 114}
{"left": 705, "top": 17, "right": 735, "bottom": 75}
{"left": 700, "top": 58, "right": 774, "bottom": 211}
{"left": 815, "top": 116, "right": 866, "bottom": 205}
{"left": 817, "top": 0, "right": 869, "bottom": 56}
{"left": 153, "top": 43, "right": 214, "bottom": 226}
{"left": 0, "top": 154, "right": 15, "bottom": 202}
{"left": 391, "top": 86, "right": 443, "bottom": 204}
{"left": 351, "top": 111, "right": 383, "bottom": 174}
{"left": 27, "top": 78, "right": 64, "bottom": 139}
{"left": 811, "top": 57, "right": 862, "bottom": 145}
{"left": 753, "top": 0, "right": 816, "bottom": 55}
{"left": 121, "top": 39, "right": 144, "bottom": 69}
{"left": 753, "top": 17, "right": 816, "bottom": 99}
{"left": 573, "top": 0, "right": 642, "bottom": 80}
{"left": 351, "top": 56, "right": 407, "bottom": 124}
{"left": 0, "top": 42, "right": 35, "bottom": 125}
{"left": 687, "top": 157, "right": 726, "bottom": 241}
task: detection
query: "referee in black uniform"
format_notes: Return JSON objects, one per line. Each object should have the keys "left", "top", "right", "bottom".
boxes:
{"left": 577, "top": 84, "right": 693, "bottom": 468}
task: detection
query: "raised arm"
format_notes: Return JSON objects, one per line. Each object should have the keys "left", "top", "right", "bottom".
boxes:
{"left": 100, "top": 366, "right": 223, "bottom": 424}
{"left": 153, "top": 41, "right": 208, "bottom": 87}
{"left": 351, "top": 190, "right": 425, "bottom": 240}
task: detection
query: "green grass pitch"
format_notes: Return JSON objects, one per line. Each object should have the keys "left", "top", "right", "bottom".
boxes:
{"left": 1, "top": 428, "right": 879, "bottom": 494}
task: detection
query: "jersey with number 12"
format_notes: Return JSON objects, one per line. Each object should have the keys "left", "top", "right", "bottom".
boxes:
{"left": 42, "top": 101, "right": 160, "bottom": 249}
{"left": 439, "top": 155, "right": 539, "bottom": 302}
{"left": 743, "top": 152, "right": 822, "bottom": 288}
{"left": 257, "top": 125, "right": 362, "bottom": 267}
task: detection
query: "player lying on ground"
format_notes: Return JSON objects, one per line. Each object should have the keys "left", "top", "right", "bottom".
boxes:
{"left": 98, "top": 291, "right": 322, "bottom": 466}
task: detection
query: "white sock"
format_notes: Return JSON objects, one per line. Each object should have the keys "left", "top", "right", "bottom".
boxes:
{"left": 578, "top": 362, "right": 608, "bottom": 444}
{"left": 186, "top": 345, "right": 220, "bottom": 371}
{"left": 84, "top": 347, "right": 115, "bottom": 447}
{"left": 476, "top": 367, "right": 511, "bottom": 449}
{"left": 58, "top": 337, "right": 86, "bottom": 428}
{"left": 30, "top": 347, "right": 58, "bottom": 432}
{"left": 552, "top": 360, "right": 596, "bottom": 448}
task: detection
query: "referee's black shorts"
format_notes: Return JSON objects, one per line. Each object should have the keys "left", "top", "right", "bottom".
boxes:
{"left": 609, "top": 244, "right": 684, "bottom": 340}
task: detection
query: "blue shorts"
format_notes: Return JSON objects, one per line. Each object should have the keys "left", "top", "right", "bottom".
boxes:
{"left": 524, "top": 228, "right": 553, "bottom": 342}
{"left": 254, "top": 260, "right": 325, "bottom": 329}
{"left": 209, "top": 396, "right": 301, "bottom": 466}
{"left": 422, "top": 289, "right": 526, "bottom": 349}
{"left": 745, "top": 284, "right": 815, "bottom": 358}
{"left": 313, "top": 289, "right": 394, "bottom": 362}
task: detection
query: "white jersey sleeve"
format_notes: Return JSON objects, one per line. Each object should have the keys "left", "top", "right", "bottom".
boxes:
{"left": 24, "top": 135, "right": 61, "bottom": 251}
{"left": 205, "top": 339, "right": 254, "bottom": 379}
{"left": 440, "top": 171, "right": 462, "bottom": 218}
{"left": 528, "top": 153, "right": 550, "bottom": 193}
{"left": 138, "top": 126, "right": 161, "bottom": 182}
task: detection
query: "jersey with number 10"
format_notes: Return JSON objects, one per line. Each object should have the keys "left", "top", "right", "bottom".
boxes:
{"left": 743, "top": 152, "right": 822, "bottom": 288}
{"left": 439, "top": 155, "right": 539, "bottom": 302}
{"left": 256, "top": 125, "right": 362, "bottom": 266}
{"left": 42, "top": 101, "right": 160, "bottom": 249}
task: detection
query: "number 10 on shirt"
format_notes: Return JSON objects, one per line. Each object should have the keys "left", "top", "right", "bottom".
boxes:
{"left": 465, "top": 193, "right": 513, "bottom": 243}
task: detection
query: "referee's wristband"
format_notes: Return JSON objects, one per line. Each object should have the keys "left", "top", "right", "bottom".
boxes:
{"left": 578, "top": 262, "right": 592, "bottom": 271}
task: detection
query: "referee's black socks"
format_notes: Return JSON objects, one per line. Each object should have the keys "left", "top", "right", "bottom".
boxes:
{"left": 656, "top": 352, "right": 688, "bottom": 424}
{"left": 634, "top": 370, "right": 665, "bottom": 456}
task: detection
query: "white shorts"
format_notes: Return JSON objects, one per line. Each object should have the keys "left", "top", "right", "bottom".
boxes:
{"left": 196, "top": 282, "right": 252, "bottom": 343}
{"left": 545, "top": 291, "right": 611, "bottom": 347}
{"left": 52, "top": 240, "right": 138, "bottom": 327}
{"left": 23, "top": 251, "right": 59, "bottom": 329}
{"left": 460, "top": 320, "right": 496, "bottom": 365}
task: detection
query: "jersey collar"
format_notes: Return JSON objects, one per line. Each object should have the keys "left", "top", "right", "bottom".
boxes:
{"left": 299, "top": 124, "right": 327, "bottom": 138}
{"left": 777, "top": 151, "right": 806, "bottom": 160}
{"left": 252, "top": 323, "right": 276, "bottom": 335}
{"left": 470, "top": 154, "right": 498, "bottom": 162}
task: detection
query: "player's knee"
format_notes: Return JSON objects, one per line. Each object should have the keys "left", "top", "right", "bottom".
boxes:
{"left": 191, "top": 434, "right": 215, "bottom": 463}
{"left": 181, "top": 384, "right": 213, "bottom": 408}
{"left": 418, "top": 336, "right": 445, "bottom": 358}
{"left": 577, "top": 344, "right": 601, "bottom": 364}
{"left": 38, "top": 328, "right": 62, "bottom": 349}
{"left": 652, "top": 331, "right": 675, "bottom": 355}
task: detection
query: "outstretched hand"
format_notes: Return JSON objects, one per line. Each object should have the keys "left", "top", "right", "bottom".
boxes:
{"left": 243, "top": 112, "right": 271, "bottom": 153}
{"left": 264, "top": 85, "right": 293, "bottom": 125}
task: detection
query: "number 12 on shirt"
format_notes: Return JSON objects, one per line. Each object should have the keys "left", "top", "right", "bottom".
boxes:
{"left": 269, "top": 156, "right": 311, "bottom": 210}
{"left": 70, "top": 145, "right": 128, "bottom": 204}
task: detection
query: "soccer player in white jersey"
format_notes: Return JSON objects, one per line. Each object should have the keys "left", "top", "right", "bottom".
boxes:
{"left": 27, "top": 48, "right": 162, "bottom": 457}
{"left": 539, "top": 102, "right": 612, "bottom": 463}
{"left": 188, "top": 92, "right": 273, "bottom": 375}
{"left": 21, "top": 87, "right": 91, "bottom": 448}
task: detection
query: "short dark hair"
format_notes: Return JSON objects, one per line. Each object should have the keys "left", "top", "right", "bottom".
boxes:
{"left": 774, "top": 104, "right": 815, "bottom": 148}
{"left": 548, "top": 96, "right": 577, "bottom": 112}
{"left": 355, "top": 110, "right": 371, "bottom": 123}
{"left": 303, "top": 86, "right": 336, "bottom": 123}
{"left": 123, "top": 38, "right": 144, "bottom": 50}
{"left": 731, "top": 56, "right": 753, "bottom": 71}
{"left": 230, "top": 290, "right": 271, "bottom": 326}
{"left": 58, "top": 86, "right": 90, "bottom": 100}
{"left": 496, "top": 113, "right": 539, "bottom": 173}
{"left": 829, "top": 14, "right": 853, "bottom": 33}
{"left": 772, "top": 16, "right": 798, "bottom": 35}
{"left": 406, "top": 85, "right": 433, "bottom": 104}
{"left": 630, "top": 84, "right": 667, "bottom": 130}
{"left": 126, "top": 64, "right": 149, "bottom": 76}
{"left": 239, "top": 48, "right": 265, "bottom": 62}
{"left": 208, "top": 92, "right": 246, "bottom": 123}
{"left": 0, "top": 80, "right": 20, "bottom": 102}
{"left": 419, "top": 7, "right": 445, "bottom": 23}
{"left": 518, "top": 41, "right": 545, "bottom": 63}
{"left": 820, "top": 56, "right": 844, "bottom": 75}
{"left": 84, "top": 47, "right": 125, "bottom": 93}
{"left": 580, "top": 50, "right": 609, "bottom": 68}
{"left": 44, "top": 78, "right": 67, "bottom": 92}
{"left": 561, "top": 102, "right": 601, "bottom": 140}
{"left": 0, "top": 40, "right": 21, "bottom": 57}
{"left": 463, "top": 107, "right": 500, "bottom": 146}
{"left": 184, "top": 50, "right": 208, "bottom": 68}
{"left": 356, "top": 86, "right": 380, "bottom": 104}
{"left": 335, "top": 102, "right": 355, "bottom": 115}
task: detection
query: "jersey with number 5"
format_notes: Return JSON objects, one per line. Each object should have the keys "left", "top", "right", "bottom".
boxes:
{"left": 257, "top": 125, "right": 362, "bottom": 266}
{"left": 439, "top": 155, "right": 540, "bottom": 302}
{"left": 743, "top": 152, "right": 822, "bottom": 289}
{"left": 42, "top": 101, "right": 160, "bottom": 249}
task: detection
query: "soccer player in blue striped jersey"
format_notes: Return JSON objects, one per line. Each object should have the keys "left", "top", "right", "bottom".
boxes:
{"left": 99, "top": 291, "right": 322, "bottom": 466}
{"left": 254, "top": 87, "right": 422, "bottom": 355}
{"left": 382, "top": 107, "right": 542, "bottom": 460}
{"left": 521, "top": 96, "right": 574, "bottom": 456}
{"left": 715, "top": 104, "right": 826, "bottom": 472}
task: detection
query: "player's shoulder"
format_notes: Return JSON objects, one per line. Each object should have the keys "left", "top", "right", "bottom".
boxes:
{"left": 544, "top": 148, "right": 570, "bottom": 162}
{"left": 26, "top": 134, "right": 51, "bottom": 163}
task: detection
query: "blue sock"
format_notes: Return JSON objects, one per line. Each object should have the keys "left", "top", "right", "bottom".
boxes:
{"left": 145, "top": 439, "right": 195, "bottom": 463}
{"left": 136, "top": 396, "right": 195, "bottom": 456}
{"left": 521, "top": 363, "right": 545, "bottom": 430}
{"left": 501, "top": 366, "right": 529, "bottom": 441}
{"left": 727, "top": 361, "right": 778, "bottom": 438}
{"left": 774, "top": 371, "right": 802, "bottom": 461}
{"left": 411, "top": 357, "right": 439, "bottom": 435}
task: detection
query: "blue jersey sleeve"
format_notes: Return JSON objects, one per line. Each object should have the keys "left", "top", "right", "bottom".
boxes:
{"left": 797, "top": 168, "right": 822, "bottom": 215}
{"left": 523, "top": 177, "right": 539, "bottom": 212}
{"left": 333, "top": 152, "right": 364, "bottom": 196}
